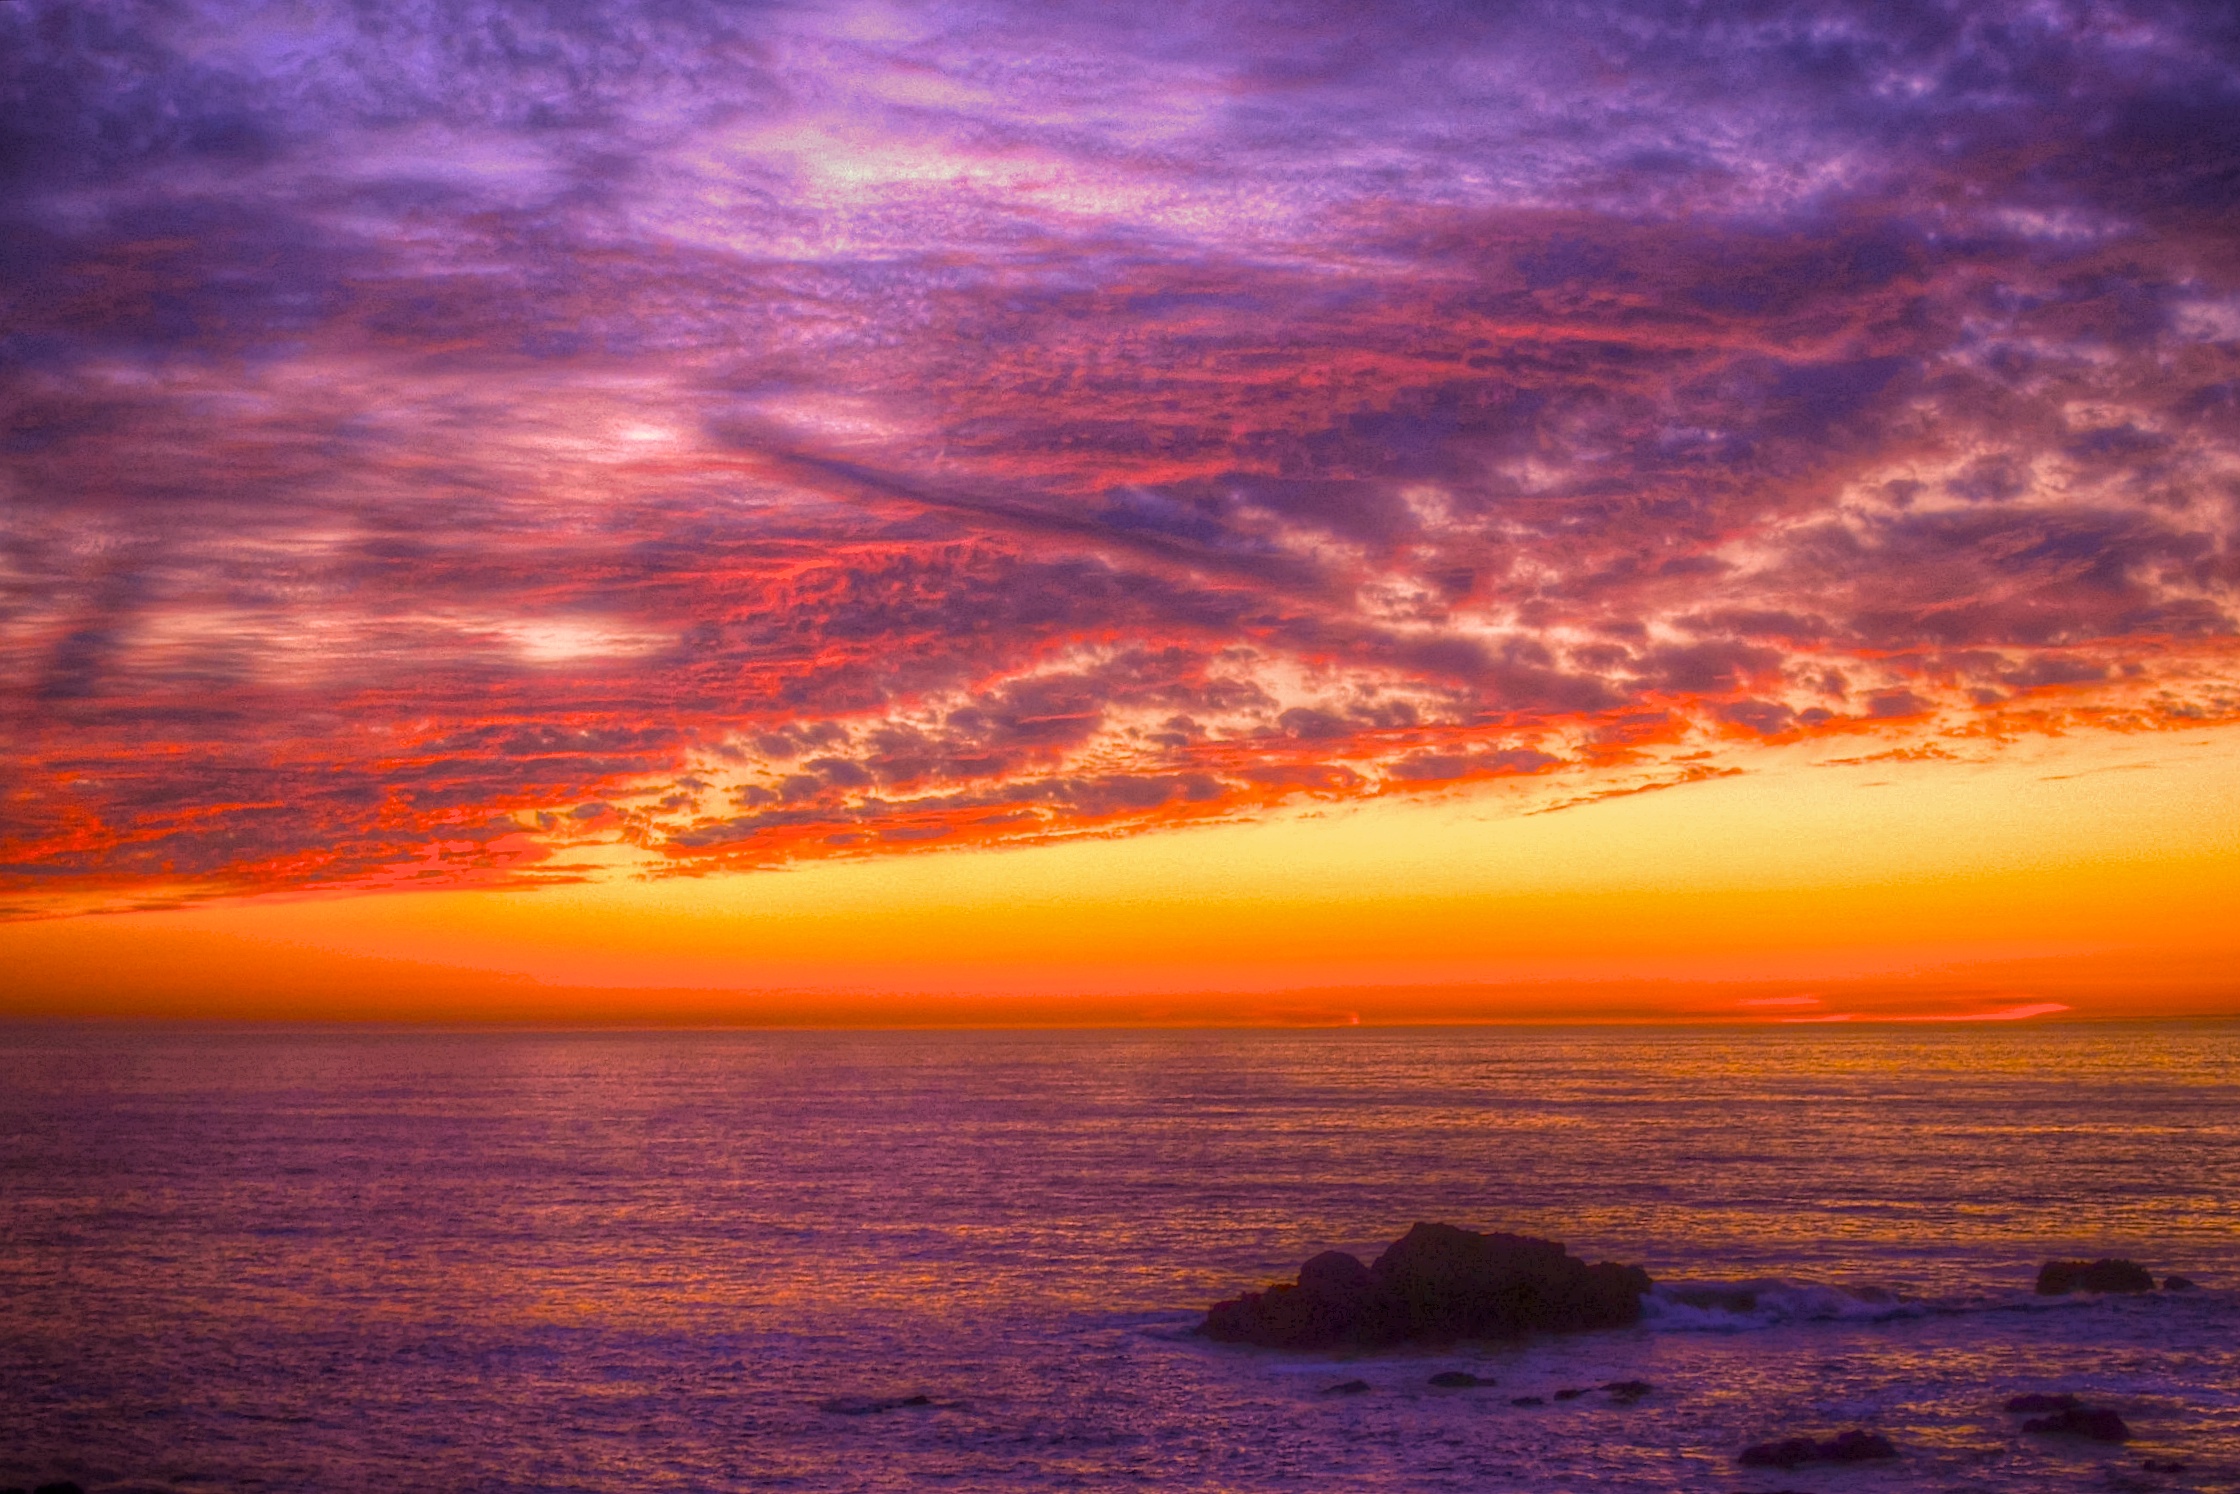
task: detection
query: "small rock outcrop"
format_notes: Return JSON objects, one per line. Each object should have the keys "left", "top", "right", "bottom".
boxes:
{"left": 2036, "top": 1258, "right": 2154, "bottom": 1294}
{"left": 1603, "top": 1379, "right": 1653, "bottom": 1402}
{"left": 1197, "top": 1222, "right": 1651, "bottom": 1349}
{"left": 1737, "top": 1429, "right": 1898, "bottom": 1469}
{"left": 2022, "top": 1406, "right": 2131, "bottom": 1442}
{"left": 2163, "top": 1274, "right": 2197, "bottom": 1291}
{"left": 1324, "top": 1378, "right": 1372, "bottom": 1395}
{"left": 1428, "top": 1370, "right": 1488, "bottom": 1387}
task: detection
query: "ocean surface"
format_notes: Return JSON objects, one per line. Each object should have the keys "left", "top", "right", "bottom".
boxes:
{"left": 2, "top": 1021, "right": 2235, "bottom": 1492}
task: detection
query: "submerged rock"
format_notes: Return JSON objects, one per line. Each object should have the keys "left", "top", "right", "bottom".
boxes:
{"left": 821, "top": 1393, "right": 932, "bottom": 1415}
{"left": 2036, "top": 1258, "right": 2154, "bottom": 1295}
{"left": 2023, "top": 1405, "right": 2131, "bottom": 1442}
{"left": 1737, "top": 1429, "right": 1898, "bottom": 1469}
{"left": 2005, "top": 1392, "right": 2081, "bottom": 1413}
{"left": 1602, "top": 1379, "right": 1653, "bottom": 1402}
{"left": 2163, "top": 1274, "right": 2197, "bottom": 1291}
{"left": 1427, "top": 1370, "right": 1488, "bottom": 1387}
{"left": 1323, "top": 1378, "right": 1372, "bottom": 1395}
{"left": 1196, "top": 1222, "right": 1652, "bottom": 1350}
{"left": 1553, "top": 1387, "right": 1587, "bottom": 1400}
{"left": 1510, "top": 1395, "right": 1545, "bottom": 1406}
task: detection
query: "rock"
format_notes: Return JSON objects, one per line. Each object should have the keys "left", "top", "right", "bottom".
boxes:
{"left": 2143, "top": 1458, "right": 2189, "bottom": 1472}
{"left": 2162, "top": 1274, "right": 2197, "bottom": 1291}
{"left": 1809, "top": 1433, "right": 1899, "bottom": 1469}
{"left": 1197, "top": 1222, "right": 1652, "bottom": 1349}
{"left": 821, "top": 1393, "right": 932, "bottom": 1415}
{"left": 1821, "top": 1430, "right": 1899, "bottom": 1464}
{"left": 1738, "top": 1436, "right": 1827, "bottom": 1470}
{"left": 34, "top": 1484, "right": 84, "bottom": 1494}
{"left": 2022, "top": 1406, "right": 2130, "bottom": 1442}
{"left": 1602, "top": 1379, "right": 1653, "bottom": 1401}
{"left": 1198, "top": 1250, "right": 1379, "bottom": 1351}
{"left": 1371, "top": 1222, "right": 1652, "bottom": 1341}
{"left": 1300, "top": 1248, "right": 1373, "bottom": 1297}
{"left": 1324, "top": 1378, "right": 1372, "bottom": 1395}
{"left": 1428, "top": 1370, "right": 1487, "bottom": 1387}
{"left": 1510, "top": 1395, "right": 1545, "bottom": 1406}
{"left": 2005, "top": 1392, "right": 2081, "bottom": 1413}
{"left": 2036, "top": 1258, "right": 2154, "bottom": 1295}
{"left": 1738, "top": 1429, "right": 1898, "bottom": 1469}
{"left": 1553, "top": 1387, "right": 1586, "bottom": 1400}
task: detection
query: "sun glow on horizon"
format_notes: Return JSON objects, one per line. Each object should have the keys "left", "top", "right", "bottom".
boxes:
{"left": 7, "top": 720, "right": 2235, "bottom": 1022}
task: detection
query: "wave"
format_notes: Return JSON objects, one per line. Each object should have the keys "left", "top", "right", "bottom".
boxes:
{"left": 1642, "top": 1278, "right": 1930, "bottom": 1332}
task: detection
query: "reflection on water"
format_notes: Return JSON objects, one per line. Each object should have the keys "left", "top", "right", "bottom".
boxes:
{"left": 1, "top": 1023, "right": 2235, "bottom": 1490}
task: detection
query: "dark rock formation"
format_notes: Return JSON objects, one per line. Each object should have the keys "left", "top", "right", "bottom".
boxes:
{"left": 1197, "top": 1222, "right": 1652, "bottom": 1349}
{"left": 1603, "top": 1379, "right": 1653, "bottom": 1402}
{"left": 2005, "top": 1392, "right": 2080, "bottom": 1413}
{"left": 2023, "top": 1406, "right": 2131, "bottom": 1442}
{"left": 2144, "top": 1458, "right": 2189, "bottom": 1473}
{"left": 1510, "top": 1395, "right": 1545, "bottom": 1406}
{"left": 1553, "top": 1387, "right": 1586, "bottom": 1400}
{"left": 34, "top": 1484, "right": 84, "bottom": 1494}
{"left": 2036, "top": 1258, "right": 2154, "bottom": 1294}
{"left": 1324, "top": 1378, "right": 1372, "bottom": 1395}
{"left": 1427, "top": 1370, "right": 1487, "bottom": 1387}
{"left": 2163, "top": 1274, "right": 2197, "bottom": 1291}
{"left": 1737, "top": 1430, "right": 1898, "bottom": 1469}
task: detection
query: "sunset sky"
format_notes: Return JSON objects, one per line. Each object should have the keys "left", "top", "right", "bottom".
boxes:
{"left": 4, "top": 0, "right": 2238, "bottom": 1020}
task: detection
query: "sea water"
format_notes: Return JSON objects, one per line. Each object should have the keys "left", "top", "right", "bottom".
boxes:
{"left": 2, "top": 1022, "right": 2234, "bottom": 1492}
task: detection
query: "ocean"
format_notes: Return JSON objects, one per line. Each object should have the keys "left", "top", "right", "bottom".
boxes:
{"left": 2, "top": 1022, "right": 2234, "bottom": 1491}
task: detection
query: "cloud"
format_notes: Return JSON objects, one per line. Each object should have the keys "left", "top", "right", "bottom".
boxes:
{"left": 4, "top": 0, "right": 2239, "bottom": 908}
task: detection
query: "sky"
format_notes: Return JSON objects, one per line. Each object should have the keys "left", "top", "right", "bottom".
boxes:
{"left": 3, "top": 0, "right": 2238, "bottom": 1020}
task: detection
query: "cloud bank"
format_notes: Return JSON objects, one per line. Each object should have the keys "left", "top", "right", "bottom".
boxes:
{"left": 4, "top": 0, "right": 2238, "bottom": 910}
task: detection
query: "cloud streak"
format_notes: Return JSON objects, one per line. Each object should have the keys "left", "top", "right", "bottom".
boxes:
{"left": 4, "top": 0, "right": 2238, "bottom": 910}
